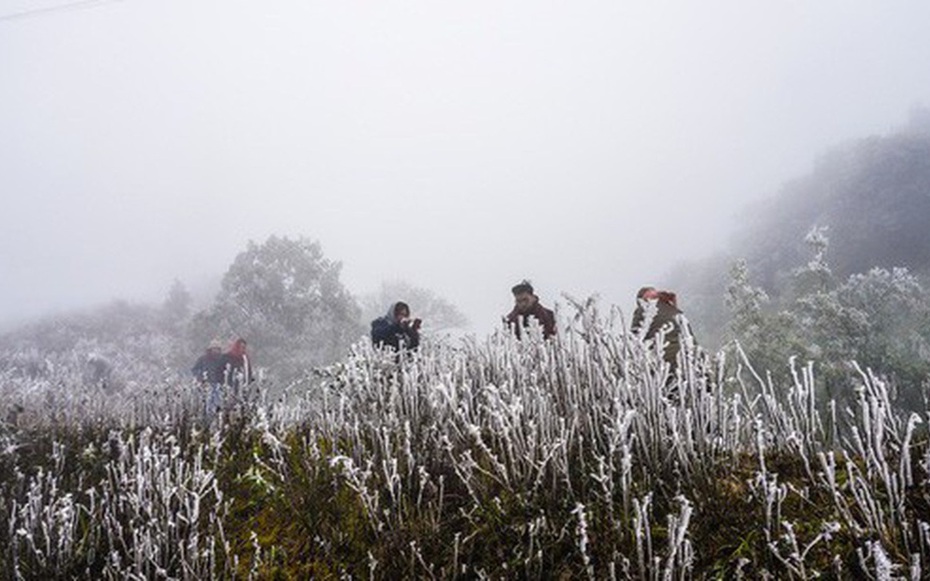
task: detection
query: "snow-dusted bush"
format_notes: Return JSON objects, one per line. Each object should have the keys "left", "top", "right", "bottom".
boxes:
{"left": 0, "top": 297, "right": 928, "bottom": 578}
{"left": 727, "top": 227, "right": 930, "bottom": 412}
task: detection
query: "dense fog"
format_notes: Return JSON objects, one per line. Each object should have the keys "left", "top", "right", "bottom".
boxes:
{"left": 3, "top": 0, "right": 930, "bottom": 332}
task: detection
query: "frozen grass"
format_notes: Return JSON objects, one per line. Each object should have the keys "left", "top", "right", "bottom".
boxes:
{"left": 1, "top": 299, "right": 928, "bottom": 578}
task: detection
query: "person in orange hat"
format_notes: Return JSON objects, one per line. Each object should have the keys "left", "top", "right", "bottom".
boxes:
{"left": 631, "top": 286, "right": 689, "bottom": 381}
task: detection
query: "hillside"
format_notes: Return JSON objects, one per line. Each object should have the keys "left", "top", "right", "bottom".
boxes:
{"left": 1, "top": 303, "right": 928, "bottom": 578}
{"left": 0, "top": 300, "right": 186, "bottom": 390}
{"left": 669, "top": 112, "right": 930, "bottom": 347}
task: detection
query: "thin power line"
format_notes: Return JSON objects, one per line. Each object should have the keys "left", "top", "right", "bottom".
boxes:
{"left": 0, "top": 0, "right": 123, "bottom": 23}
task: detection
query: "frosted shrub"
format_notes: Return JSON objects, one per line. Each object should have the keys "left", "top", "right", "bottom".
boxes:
{"left": 0, "top": 296, "right": 928, "bottom": 577}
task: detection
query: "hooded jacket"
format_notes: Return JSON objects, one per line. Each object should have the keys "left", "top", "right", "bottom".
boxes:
{"left": 371, "top": 303, "right": 420, "bottom": 351}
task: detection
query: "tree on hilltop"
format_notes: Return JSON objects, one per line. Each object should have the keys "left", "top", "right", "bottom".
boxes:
{"left": 192, "top": 235, "right": 362, "bottom": 381}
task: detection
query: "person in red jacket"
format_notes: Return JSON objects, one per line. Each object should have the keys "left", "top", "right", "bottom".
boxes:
{"left": 506, "top": 280, "right": 556, "bottom": 339}
{"left": 221, "top": 338, "right": 253, "bottom": 398}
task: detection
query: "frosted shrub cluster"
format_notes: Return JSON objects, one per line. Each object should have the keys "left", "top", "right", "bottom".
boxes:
{"left": 1, "top": 297, "right": 929, "bottom": 578}
{"left": 727, "top": 227, "right": 930, "bottom": 414}
{"left": 0, "top": 366, "right": 240, "bottom": 579}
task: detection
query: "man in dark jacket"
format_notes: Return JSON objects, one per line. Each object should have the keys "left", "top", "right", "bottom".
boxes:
{"left": 371, "top": 302, "right": 421, "bottom": 351}
{"left": 191, "top": 339, "right": 225, "bottom": 384}
{"left": 192, "top": 339, "right": 226, "bottom": 420}
{"left": 506, "top": 280, "right": 556, "bottom": 339}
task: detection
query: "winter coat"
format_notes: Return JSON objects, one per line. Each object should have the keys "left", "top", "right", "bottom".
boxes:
{"left": 220, "top": 353, "right": 253, "bottom": 387}
{"left": 191, "top": 352, "right": 225, "bottom": 384}
{"left": 371, "top": 303, "right": 420, "bottom": 351}
{"left": 632, "top": 299, "right": 687, "bottom": 366}
{"left": 506, "top": 302, "right": 556, "bottom": 339}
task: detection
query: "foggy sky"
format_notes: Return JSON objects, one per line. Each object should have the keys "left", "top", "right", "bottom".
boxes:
{"left": 2, "top": 0, "right": 930, "bottom": 333}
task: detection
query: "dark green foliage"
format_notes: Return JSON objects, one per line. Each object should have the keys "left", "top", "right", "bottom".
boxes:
{"left": 5, "top": 420, "right": 926, "bottom": 579}
{"left": 725, "top": 234, "right": 930, "bottom": 411}
{"left": 669, "top": 114, "right": 930, "bottom": 351}
{"left": 740, "top": 119, "right": 930, "bottom": 289}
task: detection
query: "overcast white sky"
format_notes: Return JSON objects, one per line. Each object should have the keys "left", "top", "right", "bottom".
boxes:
{"left": 2, "top": 0, "right": 929, "bottom": 332}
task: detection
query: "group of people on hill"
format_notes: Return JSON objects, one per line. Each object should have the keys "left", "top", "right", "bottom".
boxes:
{"left": 368, "top": 280, "right": 687, "bottom": 368}
{"left": 191, "top": 337, "right": 253, "bottom": 420}
{"left": 367, "top": 280, "right": 558, "bottom": 352}
{"left": 191, "top": 280, "right": 688, "bottom": 416}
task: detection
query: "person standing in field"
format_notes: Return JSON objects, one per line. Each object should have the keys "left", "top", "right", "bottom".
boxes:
{"left": 631, "top": 286, "right": 690, "bottom": 381}
{"left": 221, "top": 338, "right": 253, "bottom": 402}
{"left": 506, "top": 280, "right": 556, "bottom": 339}
{"left": 192, "top": 339, "right": 225, "bottom": 419}
{"left": 371, "top": 301, "right": 421, "bottom": 351}
{"left": 192, "top": 339, "right": 225, "bottom": 384}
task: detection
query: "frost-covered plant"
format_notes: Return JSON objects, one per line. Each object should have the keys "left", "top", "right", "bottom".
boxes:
{"left": 727, "top": 227, "right": 930, "bottom": 412}
{"left": 0, "top": 294, "right": 929, "bottom": 578}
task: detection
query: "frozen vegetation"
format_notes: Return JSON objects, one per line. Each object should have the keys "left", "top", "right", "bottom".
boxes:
{"left": 1, "top": 299, "right": 929, "bottom": 579}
